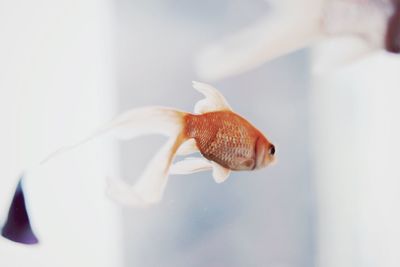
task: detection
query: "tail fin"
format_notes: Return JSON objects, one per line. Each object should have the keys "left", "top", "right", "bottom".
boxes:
{"left": 40, "top": 106, "right": 185, "bottom": 165}
{"left": 107, "top": 133, "right": 186, "bottom": 206}
{"left": 36, "top": 106, "right": 187, "bottom": 204}
{"left": 105, "top": 107, "right": 187, "bottom": 206}
{"left": 1, "top": 106, "right": 187, "bottom": 244}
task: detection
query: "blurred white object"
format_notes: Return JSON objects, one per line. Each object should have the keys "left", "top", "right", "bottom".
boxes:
{"left": 0, "top": 0, "right": 122, "bottom": 266}
{"left": 196, "top": 0, "right": 396, "bottom": 80}
{"left": 312, "top": 49, "right": 400, "bottom": 267}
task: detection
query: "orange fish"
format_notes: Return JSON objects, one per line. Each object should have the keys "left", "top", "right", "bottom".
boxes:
{"left": 105, "top": 81, "right": 275, "bottom": 205}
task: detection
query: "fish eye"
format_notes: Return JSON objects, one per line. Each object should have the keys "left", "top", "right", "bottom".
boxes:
{"left": 269, "top": 144, "right": 275, "bottom": 156}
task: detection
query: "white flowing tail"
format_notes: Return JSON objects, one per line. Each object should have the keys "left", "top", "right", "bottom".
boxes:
{"left": 31, "top": 106, "right": 187, "bottom": 206}
{"left": 100, "top": 106, "right": 188, "bottom": 206}
{"left": 107, "top": 134, "right": 185, "bottom": 206}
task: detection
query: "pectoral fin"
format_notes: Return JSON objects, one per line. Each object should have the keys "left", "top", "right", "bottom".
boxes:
{"left": 211, "top": 162, "right": 231, "bottom": 183}
{"left": 169, "top": 157, "right": 231, "bottom": 184}
{"left": 169, "top": 157, "right": 213, "bottom": 175}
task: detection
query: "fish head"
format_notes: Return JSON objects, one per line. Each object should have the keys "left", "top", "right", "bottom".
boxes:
{"left": 254, "top": 135, "right": 276, "bottom": 170}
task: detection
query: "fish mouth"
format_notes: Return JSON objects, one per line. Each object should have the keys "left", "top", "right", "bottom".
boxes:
{"left": 267, "top": 156, "right": 277, "bottom": 166}
{"left": 261, "top": 155, "right": 276, "bottom": 168}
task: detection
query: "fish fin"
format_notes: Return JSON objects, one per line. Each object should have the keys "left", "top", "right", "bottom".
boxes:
{"left": 195, "top": 12, "right": 322, "bottom": 81}
{"left": 238, "top": 158, "right": 256, "bottom": 170}
{"left": 169, "top": 158, "right": 231, "bottom": 183}
{"left": 40, "top": 106, "right": 184, "bottom": 165}
{"left": 107, "top": 134, "right": 185, "bottom": 206}
{"left": 192, "top": 81, "right": 232, "bottom": 114}
{"left": 106, "top": 176, "right": 147, "bottom": 207}
{"left": 16, "top": 106, "right": 185, "bottom": 213}
{"left": 176, "top": 138, "right": 199, "bottom": 156}
{"left": 169, "top": 157, "right": 213, "bottom": 175}
{"left": 103, "top": 106, "right": 184, "bottom": 140}
{"left": 211, "top": 162, "right": 231, "bottom": 183}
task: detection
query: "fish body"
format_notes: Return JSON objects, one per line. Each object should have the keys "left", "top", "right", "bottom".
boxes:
{"left": 184, "top": 111, "right": 274, "bottom": 171}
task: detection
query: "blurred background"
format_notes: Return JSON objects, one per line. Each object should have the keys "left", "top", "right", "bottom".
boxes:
{"left": 116, "top": 1, "right": 312, "bottom": 267}
{"left": 1, "top": 0, "right": 400, "bottom": 267}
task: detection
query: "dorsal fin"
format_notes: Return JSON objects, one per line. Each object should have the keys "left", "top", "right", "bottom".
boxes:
{"left": 192, "top": 81, "right": 232, "bottom": 114}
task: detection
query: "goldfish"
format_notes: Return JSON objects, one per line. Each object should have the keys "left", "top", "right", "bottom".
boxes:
{"left": 196, "top": 0, "right": 399, "bottom": 81}
{"left": 106, "top": 81, "right": 276, "bottom": 205}
{"left": 1, "top": 81, "right": 275, "bottom": 244}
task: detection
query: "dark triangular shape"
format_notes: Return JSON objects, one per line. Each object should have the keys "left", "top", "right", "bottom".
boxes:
{"left": 1, "top": 177, "right": 39, "bottom": 244}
